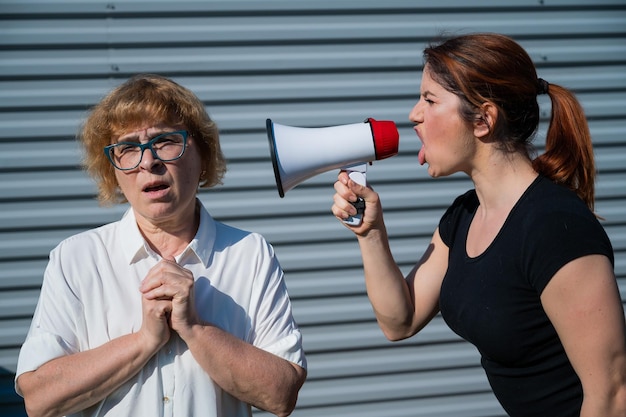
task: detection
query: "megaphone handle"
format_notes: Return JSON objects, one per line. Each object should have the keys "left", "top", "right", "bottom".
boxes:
{"left": 343, "top": 168, "right": 366, "bottom": 226}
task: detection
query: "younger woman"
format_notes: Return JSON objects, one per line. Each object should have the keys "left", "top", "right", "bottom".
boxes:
{"left": 332, "top": 33, "right": 626, "bottom": 416}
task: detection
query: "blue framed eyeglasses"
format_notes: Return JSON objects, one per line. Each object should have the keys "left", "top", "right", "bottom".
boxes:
{"left": 104, "top": 130, "right": 188, "bottom": 171}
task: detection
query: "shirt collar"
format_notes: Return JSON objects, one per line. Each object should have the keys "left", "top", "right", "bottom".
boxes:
{"left": 186, "top": 202, "right": 216, "bottom": 267}
{"left": 120, "top": 200, "right": 217, "bottom": 267}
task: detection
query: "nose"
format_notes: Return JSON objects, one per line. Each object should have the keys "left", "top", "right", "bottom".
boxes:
{"left": 139, "top": 146, "right": 163, "bottom": 171}
{"left": 408, "top": 99, "right": 423, "bottom": 124}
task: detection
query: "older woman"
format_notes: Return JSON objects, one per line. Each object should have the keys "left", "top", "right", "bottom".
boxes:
{"left": 16, "top": 74, "right": 306, "bottom": 417}
{"left": 332, "top": 33, "right": 626, "bottom": 416}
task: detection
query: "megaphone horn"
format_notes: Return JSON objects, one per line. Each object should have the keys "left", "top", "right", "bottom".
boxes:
{"left": 266, "top": 117, "right": 399, "bottom": 225}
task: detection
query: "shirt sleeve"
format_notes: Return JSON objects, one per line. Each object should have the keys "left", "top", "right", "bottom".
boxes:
{"left": 15, "top": 241, "right": 84, "bottom": 394}
{"left": 522, "top": 209, "right": 614, "bottom": 294}
{"left": 439, "top": 190, "right": 478, "bottom": 247}
{"left": 247, "top": 234, "right": 307, "bottom": 370}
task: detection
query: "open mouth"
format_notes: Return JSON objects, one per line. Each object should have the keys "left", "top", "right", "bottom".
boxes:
{"left": 143, "top": 183, "right": 169, "bottom": 192}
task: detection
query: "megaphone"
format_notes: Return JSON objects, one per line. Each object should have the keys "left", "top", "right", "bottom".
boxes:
{"left": 266, "top": 117, "right": 399, "bottom": 225}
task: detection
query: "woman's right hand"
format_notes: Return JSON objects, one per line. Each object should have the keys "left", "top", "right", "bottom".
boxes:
{"left": 332, "top": 170, "right": 383, "bottom": 236}
{"left": 139, "top": 284, "right": 172, "bottom": 351}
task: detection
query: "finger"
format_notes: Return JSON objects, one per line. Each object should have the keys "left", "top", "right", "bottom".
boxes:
{"left": 334, "top": 178, "right": 348, "bottom": 193}
{"left": 141, "top": 293, "right": 172, "bottom": 316}
{"left": 140, "top": 258, "right": 184, "bottom": 291}
{"left": 142, "top": 284, "right": 173, "bottom": 301}
{"left": 140, "top": 271, "right": 165, "bottom": 293}
{"left": 334, "top": 181, "right": 360, "bottom": 206}
{"left": 332, "top": 193, "right": 356, "bottom": 217}
{"left": 143, "top": 274, "right": 194, "bottom": 301}
{"left": 152, "top": 298, "right": 173, "bottom": 315}
{"left": 337, "top": 170, "right": 350, "bottom": 183}
{"left": 161, "top": 253, "right": 177, "bottom": 263}
{"left": 346, "top": 175, "right": 368, "bottom": 194}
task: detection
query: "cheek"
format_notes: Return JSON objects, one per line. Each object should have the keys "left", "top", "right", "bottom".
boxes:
{"left": 173, "top": 159, "right": 202, "bottom": 190}
{"left": 183, "top": 170, "right": 201, "bottom": 187}
{"left": 184, "top": 151, "right": 204, "bottom": 182}
{"left": 113, "top": 171, "right": 124, "bottom": 188}
{"left": 113, "top": 171, "right": 134, "bottom": 195}
{"left": 427, "top": 120, "right": 450, "bottom": 145}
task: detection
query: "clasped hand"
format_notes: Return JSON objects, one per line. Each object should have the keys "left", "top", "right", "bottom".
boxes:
{"left": 138, "top": 256, "right": 198, "bottom": 349}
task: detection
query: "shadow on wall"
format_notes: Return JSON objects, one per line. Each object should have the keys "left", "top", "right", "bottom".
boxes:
{"left": 0, "top": 368, "right": 26, "bottom": 417}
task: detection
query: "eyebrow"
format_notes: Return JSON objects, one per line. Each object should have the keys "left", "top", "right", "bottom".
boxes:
{"left": 117, "top": 130, "right": 169, "bottom": 143}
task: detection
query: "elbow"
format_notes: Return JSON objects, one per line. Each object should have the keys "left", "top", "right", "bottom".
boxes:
{"left": 381, "top": 329, "right": 411, "bottom": 342}
{"left": 609, "top": 384, "right": 626, "bottom": 416}
{"left": 379, "top": 319, "right": 418, "bottom": 342}
{"left": 18, "top": 375, "right": 62, "bottom": 417}
{"left": 377, "top": 309, "right": 434, "bottom": 342}
{"left": 272, "top": 396, "right": 298, "bottom": 417}
{"left": 24, "top": 405, "right": 44, "bottom": 417}
{"left": 23, "top": 398, "right": 58, "bottom": 417}
{"left": 273, "top": 400, "right": 296, "bottom": 417}
{"left": 267, "top": 392, "right": 297, "bottom": 417}
{"left": 17, "top": 379, "right": 43, "bottom": 417}
{"left": 581, "top": 372, "right": 626, "bottom": 416}
{"left": 267, "top": 365, "right": 307, "bottom": 417}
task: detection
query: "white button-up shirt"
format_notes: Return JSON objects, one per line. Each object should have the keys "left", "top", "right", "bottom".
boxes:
{"left": 16, "top": 201, "right": 306, "bottom": 417}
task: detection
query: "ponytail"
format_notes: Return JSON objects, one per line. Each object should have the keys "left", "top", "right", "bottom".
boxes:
{"left": 532, "top": 83, "right": 596, "bottom": 212}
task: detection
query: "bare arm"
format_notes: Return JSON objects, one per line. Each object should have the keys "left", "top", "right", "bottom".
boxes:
{"left": 16, "top": 295, "right": 171, "bottom": 417}
{"left": 180, "top": 324, "right": 306, "bottom": 417}
{"left": 541, "top": 254, "right": 626, "bottom": 417}
{"left": 332, "top": 171, "right": 448, "bottom": 341}
{"left": 141, "top": 259, "right": 306, "bottom": 417}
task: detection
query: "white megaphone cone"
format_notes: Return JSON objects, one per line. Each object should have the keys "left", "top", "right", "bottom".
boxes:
{"left": 266, "top": 117, "right": 399, "bottom": 225}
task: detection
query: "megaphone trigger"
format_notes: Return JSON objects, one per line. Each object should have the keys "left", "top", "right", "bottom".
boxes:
{"left": 343, "top": 163, "right": 367, "bottom": 226}
{"left": 345, "top": 197, "right": 365, "bottom": 227}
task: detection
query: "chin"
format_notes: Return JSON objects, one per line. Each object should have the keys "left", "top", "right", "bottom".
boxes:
{"left": 428, "top": 168, "right": 450, "bottom": 179}
{"left": 427, "top": 166, "right": 440, "bottom": 178}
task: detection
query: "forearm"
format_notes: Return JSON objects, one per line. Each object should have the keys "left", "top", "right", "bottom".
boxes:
{"left": 181, "top": 324, "right": 306, "bottom": 417}
{"left": 580, "top": 389, "right": 626, "bottom": 417}
{"left": 580, "top": 365, "right": 626, "bottom": 417}
{"left": 17, "top": 332, "right": 158, "bottom": 417}
{"left": 357, "top": 228, "right": 416, "bottom": 339}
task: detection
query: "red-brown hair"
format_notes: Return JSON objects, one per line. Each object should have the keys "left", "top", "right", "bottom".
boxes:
{"left": 424, "top": 33, "right": 596, "bottom": 211}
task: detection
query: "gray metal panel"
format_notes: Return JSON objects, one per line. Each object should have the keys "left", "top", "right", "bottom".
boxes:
{"left": 1, "top": 1, "right": 625, "bottom": 416}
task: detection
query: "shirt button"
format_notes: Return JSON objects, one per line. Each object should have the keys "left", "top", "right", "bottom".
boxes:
{"left": 163, "top": 396, "right": 170, "bottom": 403}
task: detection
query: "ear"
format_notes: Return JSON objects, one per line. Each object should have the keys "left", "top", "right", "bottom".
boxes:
{"left": 474, "top": 102, "right": 497, "bottom": 139}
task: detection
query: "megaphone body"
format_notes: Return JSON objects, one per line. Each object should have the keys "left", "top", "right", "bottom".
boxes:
{"left": 266, "top": 118, "right": 399, "bottom": 225}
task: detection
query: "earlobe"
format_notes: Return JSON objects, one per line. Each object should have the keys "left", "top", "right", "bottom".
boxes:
{"left": 474, "top": 102, "right": 497, "bottom": 138}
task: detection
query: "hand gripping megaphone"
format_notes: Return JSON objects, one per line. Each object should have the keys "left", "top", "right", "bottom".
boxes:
{"left": 266, "top": 118, "right": 399, "bottom": 226}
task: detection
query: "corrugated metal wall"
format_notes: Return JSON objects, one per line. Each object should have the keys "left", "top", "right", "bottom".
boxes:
{"left": 1, "top": 1, "right": 625, "bottom": 416}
